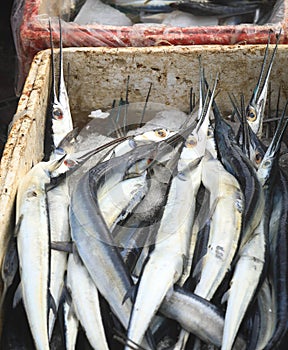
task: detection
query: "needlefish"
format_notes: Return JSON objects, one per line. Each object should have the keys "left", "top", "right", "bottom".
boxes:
{"left": 221, "top": 100, "right": 288, "bottom": 350}
{"left": 15, "top": 157, "right": 65, "bottom": 350}
{"left": 69, "top": 127, "right": 191, "bottom": 334}
{"left": 125, "top": 78, "right": 218, "bottom": 349}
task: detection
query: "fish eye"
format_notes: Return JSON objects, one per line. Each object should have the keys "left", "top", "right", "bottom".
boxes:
{"left": 263, "top": 160, "right": 271, "bottom": 168}
{"left": 254, "top": 152, "right": 262, "bottom": 165}
{"left": 207, "top": 128, "right": 213, "bottom": 137}
{"left": 186, "top": 136, "right": 197, "bottom": 148}
{"left": 155, "top": 129, "right": 167, "bottom": 138}
{"left": 246, "top": 107, "right": 257, "bottom": 122}
{"left": 53, "top": 107, "right": 64, "bottom": 120}
{"left": 64, "top": 159, "right": 77, "bottom": 168}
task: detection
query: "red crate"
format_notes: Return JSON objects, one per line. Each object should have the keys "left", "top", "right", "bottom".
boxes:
{"left": 12, "top": 0, "right": 288, "bottom": 92}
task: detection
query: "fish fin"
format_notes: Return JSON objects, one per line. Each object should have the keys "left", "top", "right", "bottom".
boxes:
{"left": 12, "top": 283, "right": 22, "bottom": 308}
{"left": 51, "top": 241, "right": 74, "bottom": 253}
{"left": 122, "top": 284, "right": 137, "bottom": 305}
{"left": 49, "top": 290, "right": 58, "bottom": 316}
{"left": 221, "top": 289, "right": 230, "bottom": 304}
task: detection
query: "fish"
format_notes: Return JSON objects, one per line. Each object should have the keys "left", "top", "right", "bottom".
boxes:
{"left": 250, "top": 278, "right": 276, "bottom": 350}
{"left": 193, "top": 153, "right": 243, "bottom": 301}
{"left": 125, "top": 78, "right": 217, "bottom": 348}
{"left": 113, "top": 147, "right": 181, "bottom": 271}
{"left": 48, "top": 18, "right": 73, "bottom": 151}
{"left": 48, "top": 133, "right": 128, "bottom": 338}
{"left": 47, "top": 175, "right": 71, "bottom": 339}
{"left": 211, "top": 95, "right": 264, "bottom": 250}
{"left": 105, "top": 0, "right": 175, "bottom": 13}
{"left": 170, "top": 0, "right": 261, "bottom": 17}
{"left": 263, "top": 172, "right": 288, "bottom": 349}
{"left": 98, "top": 171, "right": 148, "bottom": 231}
{"left": 62, "top": 298, "right": 79, "bottom": 350}
{"left": 221, "top": 101, "right": 288, "bottom": 350}
{"left": 0, "top": 234, "right": 19, "bottom": 310}
{"left": 245, "top": 31, "right": 280, "bottom": 139}
{"left": 221, "top": 212, "right": 266, "bottom": 350}
{"left": 15, "top": 157, "right": 65, "bottom": 350}
{"left": 160, "top": 286, "right": 246, "bottom": 350}
{"left": 69, "top": 142, "right": 171, "bottom": 328}
{"left": 66, "top": 254, "right": 109, "bottom": 350}
{"left": 260, "top": 104, "right": 288, "bottom": 348}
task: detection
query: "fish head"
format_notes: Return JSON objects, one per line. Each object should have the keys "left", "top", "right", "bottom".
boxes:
{"left": 257, "top": 99, "right": 288, "bottom": 186}
{"left": 134, "top": 128, "right": 176, "bottom": 142}
{"left": 247, "top": 129, "right": 266, "bottom": 169}
{"left": 246, "top": 30, "right": 281, "bottom": 136}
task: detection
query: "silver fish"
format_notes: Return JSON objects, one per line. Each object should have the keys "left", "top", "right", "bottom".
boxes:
{"left": 125, "top": 91, "right": 215, "bottom": 347}
{"left": 15, "top": 158, "right": 64, "bottom": 350}
{"left": 66, "top": 254, "right": 109, "bottom": 350}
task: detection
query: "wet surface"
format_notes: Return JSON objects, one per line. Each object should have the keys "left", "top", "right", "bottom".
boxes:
{"left": 0, "top": 0, "right": 19, "bottom": 159}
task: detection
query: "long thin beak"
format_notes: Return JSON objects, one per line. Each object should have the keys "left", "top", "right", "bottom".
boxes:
{"left": 246, "top": 29, "right": 281, "bottom": 136}
{"left": 57, "top": 17, "right": 64, "bottom": 103}
{"left": 47, "top": 153, "right": 67, "bottom": 174}
{"left": 254, "top": 30, "right": 281, "bottom": 111}
{"left": 228, "top": 92, "right": 251, "bottom": 156}
{"left": 49, "top": 18, "right": 58, "bottom": 106}
{"left": 195, "top": 73, "right": 218, "bottom": 135}
{"left": 69, "top": 136, "right": 129, "bottom": 165}
{"left": 241, "top": 95, "right": 251, "bottom": 159}
{"left": 248, "top": 30, "right": 271, "bottom": 108}
{"left": 265, "top": 97, "right": 288, "bottom": 158}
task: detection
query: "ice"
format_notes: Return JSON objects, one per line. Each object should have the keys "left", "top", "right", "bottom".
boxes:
{"left": 73, "top": 0, "right": 132, "bottom": 26}
{"left": 161, "top": 11, "right": 218, "bottom": 27}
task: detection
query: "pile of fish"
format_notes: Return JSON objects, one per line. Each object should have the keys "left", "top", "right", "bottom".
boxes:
{"left": 2, "top": 25, "right": 288, "bottom": 350}
{"left": 71, "top": 0, "right": 279, "bottom": 26}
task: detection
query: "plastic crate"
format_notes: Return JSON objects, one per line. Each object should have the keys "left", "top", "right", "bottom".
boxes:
{"left": 12, "top": 0, "right": 288, "bottom": 92}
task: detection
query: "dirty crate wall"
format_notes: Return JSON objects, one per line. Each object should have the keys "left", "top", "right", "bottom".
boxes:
{"left": 12, "top": 0, "right": 287, "bottom": 93}
{"left": 0, "top": 44, "right": 288, "bottom": 328}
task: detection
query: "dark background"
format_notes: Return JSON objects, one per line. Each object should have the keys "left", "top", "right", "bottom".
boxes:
{"left": 0, "top": 0, "right": 18, "bottom": 158}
